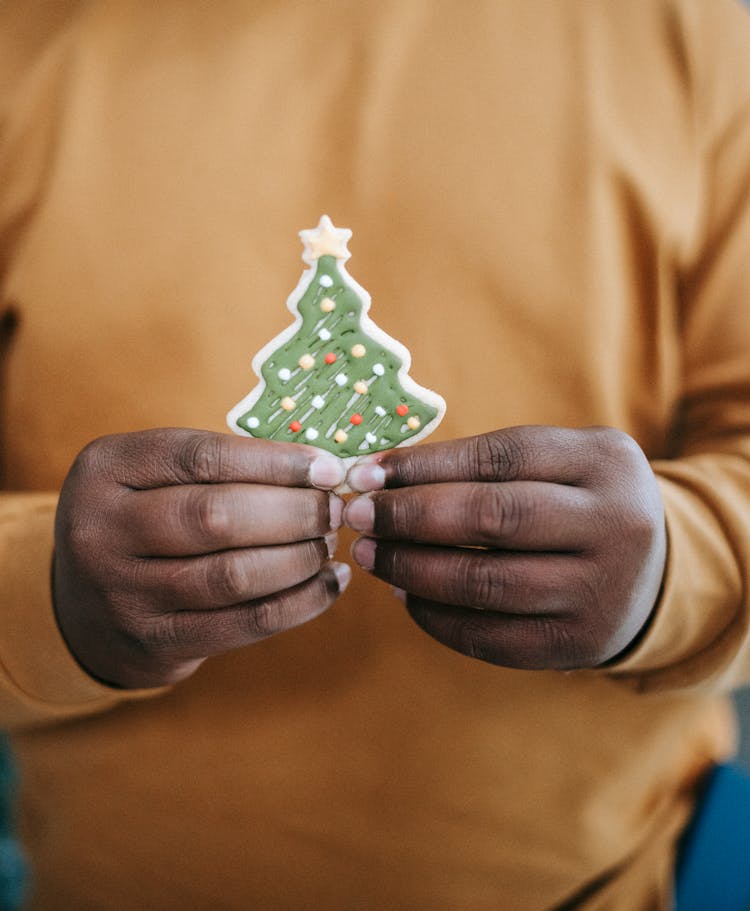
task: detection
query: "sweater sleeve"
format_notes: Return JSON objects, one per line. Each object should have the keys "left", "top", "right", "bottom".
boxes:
{"left": 607, "top": 20, "right": 750, "bottom": 693}
{"left": 0, "top": 493, "right": 163, "bottom": 729}
{"left": 0, "top": 9, "right": 165, "bottom": 729}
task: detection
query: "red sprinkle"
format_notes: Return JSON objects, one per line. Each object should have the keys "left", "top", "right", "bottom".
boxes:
{"left": 324, "top": 352, "right": 337, "bottom": 364}
{"left": 350, "top": 413, "right": 363, "bottom": 425}
{"left": 396, "top": 404, "right": 409, "bottom": 416}
{"left": 289, "top": 420, "right": 302, "bottom": 432}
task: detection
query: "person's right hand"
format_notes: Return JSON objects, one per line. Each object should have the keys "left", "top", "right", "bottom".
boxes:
{"left": 52, "top": 429, "right": 350, "bottom": 689}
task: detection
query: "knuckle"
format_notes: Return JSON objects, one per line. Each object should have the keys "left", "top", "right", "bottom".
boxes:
{"left": 156, "top": 560, "right": 194, "bottom": 605}
{"left": 458, "top": 622, "right": 497, "bottom": 664}
{"left": 242, "top": 598, "right": 281, "bottom": 640}
{"left": 177, "top": 433, "right": 224, "bottom": 484}
{"left": 104, "top": 595, "right": 161, "bottom": 654}
{"left": 380, "top": 448, "right": 423, "bottom": 488}
{"left": 380, "top": 491, "right": 419, "bottom": 537}
{"left": 621, "top": 498, "right": 661, "bottom": 547}
{"left": 62, "top": 437, "right": 121, "bottom": 506}
{"left": 548, "top": 571, "right": 606, "bottom": 667}
{"left": 131, "top": 615, "right": 201, "bottom": 681}
{"left": 590, "top": 426, "right": 643, "bottom": 468}
{"left": 138, "top": 613, "right": 178, "bottom": 655}
{"left": 61, "top": 513, "right": 100, "bottom": 560}
{"left": 211, "top": 554, "right": 251, "bottom": 603}
{"left": 289, "top": 540, "right": 328, "bottom": 582}
{"left": 473, "top": 486, "right": 523, "bottom": 543}
{"left": 70, "top": 436, "right": 111, "bottom": 479}
{"left": 192, "top": 489, "right": 233, "bottom": 542}
{"left": 541, "top": 619, "right": 576, "bottom": 665}
{"left": 523, "top": 616, "right": 579, "bottom": 668}
{"left": 472, "top": 566, "right": 498, "bottom": 610}
{"left": 387, "top": 544, "right": 418, "bottom": 588}
{"left": 596, "top": 485, "right": 662, "bottom": 553}
{"left": 460, "top": 554, "right": 501, "bottom": 609}
{"left": 472, "top": 432, "right": 524, "bottom": 482}
{"left": 58, "top": 501, "right": 125, "bottom": 575}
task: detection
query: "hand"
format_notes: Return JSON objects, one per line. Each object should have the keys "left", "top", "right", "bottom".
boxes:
{"left": 53, "top": 429, "right": 349, "bottom": 689}
{"left": 343, "top": 426, "right": 666, "bottom": 670}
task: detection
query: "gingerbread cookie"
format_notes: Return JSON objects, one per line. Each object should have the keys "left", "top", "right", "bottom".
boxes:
{"left": 227, "top": 215, "right": 445, "bottom": 462}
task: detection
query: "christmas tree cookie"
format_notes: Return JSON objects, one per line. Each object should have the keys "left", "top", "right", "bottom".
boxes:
{"left": 227, "top": 215, "right": 445, "bottom": 461}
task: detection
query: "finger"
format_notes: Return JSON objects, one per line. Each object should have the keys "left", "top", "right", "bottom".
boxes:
{"left": 157, "top": 562, "right": 350, "bottom": 659}
{"left": 84, "top": 428, "right": 346, "bottom": 490}
{"left": 347, "top": 425, "right": 608, "bottom": 491}
{"left": 351, "top": 539, "right": 588, "bottom": 613}
{"left": 404, "top": 596, "right": 586, "bottom": 670}
{"left": 120, "top": 485, "right": 343, "bottom": 556}
{"left": 140, "top": 538, "right": 331, "bottom": 609}
{"left": 343, "top": 482, "right": 596, "bottom": 551}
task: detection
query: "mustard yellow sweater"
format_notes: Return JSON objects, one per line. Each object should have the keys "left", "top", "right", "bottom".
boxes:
{"left": 1, "top": 2, "right": 750, "bottom": 908}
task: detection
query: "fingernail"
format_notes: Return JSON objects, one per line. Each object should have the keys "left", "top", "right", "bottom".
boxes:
{"left": 347, "top": 458, "right": 386, "bottom": 492}
{"left": 310, "top": 453, "right": 346, "bottom": 490}
{"left": 392, "top": 587, "right": 407, "bottom": 603}
{"left": 329, "top": 494, "right": 344, "bottom": 530}
{"left": 325, "top": 531, "right": 338, "bottom": 557}
{"left": 332, "top": 561, "right": 352, "bottom": 593}
{"left": 342, "top": 494, "right": 374, "bottom": 533}
{"left": 351, "top": 537, "right": 376, "bottom": 572}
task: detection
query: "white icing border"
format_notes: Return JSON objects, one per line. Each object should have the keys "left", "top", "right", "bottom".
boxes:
{"left": 227, "top": 218, "right": 446, "bottom": 462}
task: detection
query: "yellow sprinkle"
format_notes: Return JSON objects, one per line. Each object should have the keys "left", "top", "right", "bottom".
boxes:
{"left": 320, "top": 297, "right": 336, "bottom": 313}
{"left": 334, "top": 429, "right": 348, "bottom": 443}
{"left": 298, "top": 354, "right": 315, "bottom": 370}
{"left": 281, "top": 397, "right": 296, "bottom": 411}
{"left": 351, "top": 343, "right": 366, "bottom": 358}
{"left": 406, "top": 416, "right": 421, "bottom": 430}
{"left": 353, "top": 380, "right": 368, "bottom": 395}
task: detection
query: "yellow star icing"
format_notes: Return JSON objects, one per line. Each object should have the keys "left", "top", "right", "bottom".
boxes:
{"left": 300, "top": 215, "right": 352, "bottom": 264}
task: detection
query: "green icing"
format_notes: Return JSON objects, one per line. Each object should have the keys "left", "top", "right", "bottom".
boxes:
{"left": 234, "top": 255, "right": 439, "bottom": 458}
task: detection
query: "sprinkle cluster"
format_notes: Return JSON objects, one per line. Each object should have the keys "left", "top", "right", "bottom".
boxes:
{"left": 260, "top": 275, "right": 422, "bottom": 450}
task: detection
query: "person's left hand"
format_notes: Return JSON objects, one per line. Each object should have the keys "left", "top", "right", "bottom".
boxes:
{"left": 343, "top": 426, "right": 667, "bottom": 670}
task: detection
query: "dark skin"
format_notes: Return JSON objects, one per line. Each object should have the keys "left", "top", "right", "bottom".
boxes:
{"left": 53, "top": 424, "right": 665, "bottom": 688}
{"left": 343, "top": 425, "right": 667, "bottom": 670}
{"left": 53, "top": 428, "right": 349, "bottom": 689}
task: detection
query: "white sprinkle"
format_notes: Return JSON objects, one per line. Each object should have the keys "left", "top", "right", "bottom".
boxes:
{"left": 318, "top": 328, "right": 331, "bottom": 341}
{"left": 335, "top": 373, "right": 348, "bottom": 386}
{"left": 374, "top": 406, "right": 386, "bottom": 417}
{"left": 246, "top": 417, "right": 260, "bottom": 429}
{"left": 278, "top": 368, "right": 291, "bottom": 381}
{"left": 365, "top": 432, "right": 377, "bottom": 444}
{"left": 311, "top": 395, "right": 325, "bottom": 409}
{"left": 372, "top": 363, "right": 385, "bottom": 376}
{"left": 305, "top": 428, "right": 319, "bottom": 441}
{"left": 319, "top": 275, "right": 334, "bottom": 288}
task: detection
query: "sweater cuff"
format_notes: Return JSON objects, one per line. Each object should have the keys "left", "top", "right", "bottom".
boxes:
{"left": 0, "top": 493, "right": 163, "bottom": 727}
{"left": 604, "top": 475, "right": 741, "bottom": 690}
